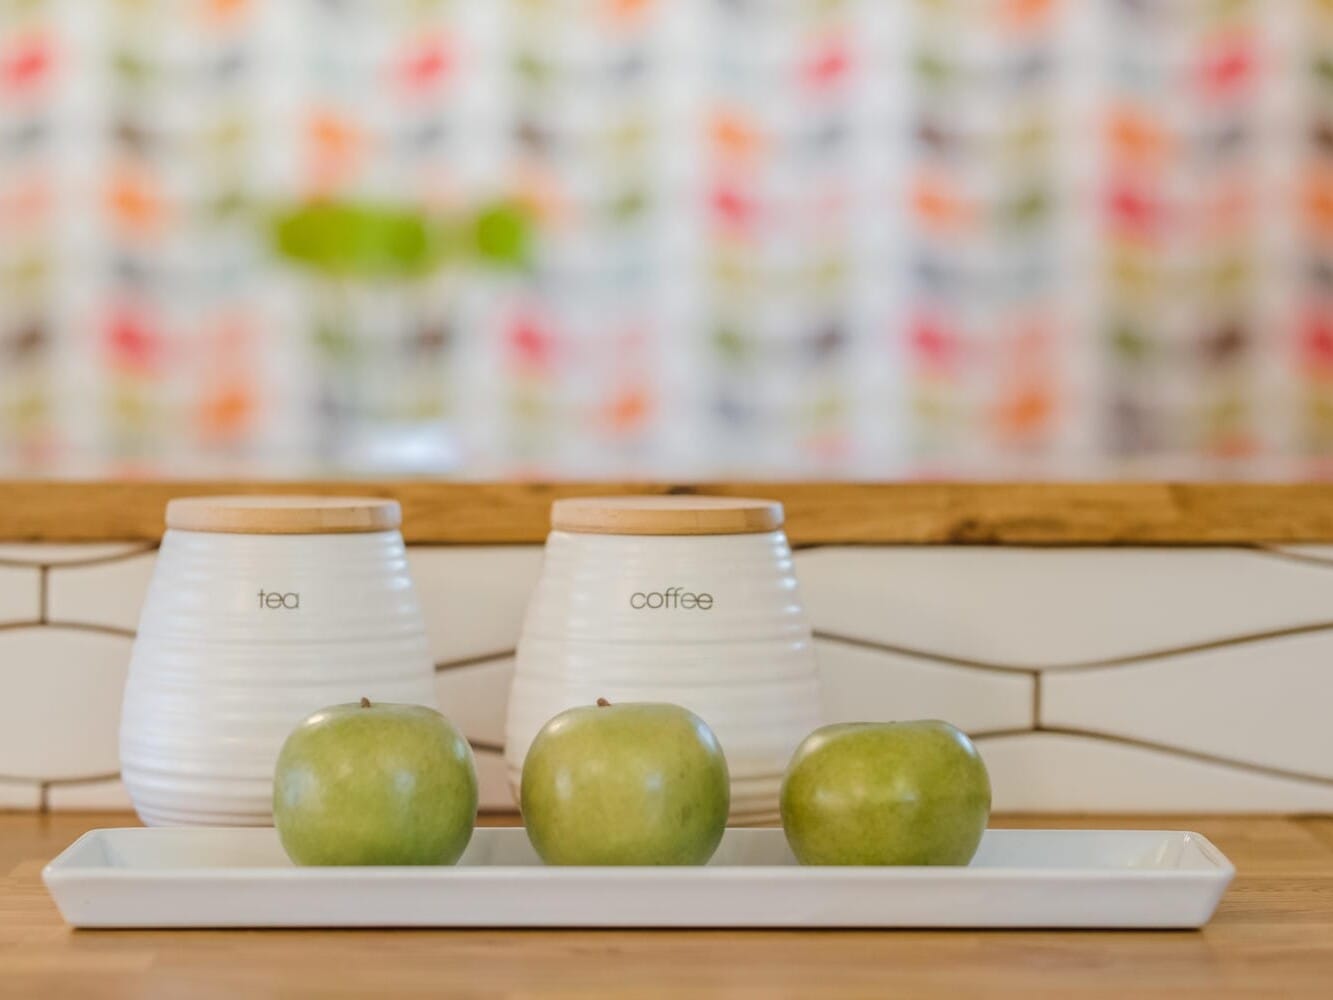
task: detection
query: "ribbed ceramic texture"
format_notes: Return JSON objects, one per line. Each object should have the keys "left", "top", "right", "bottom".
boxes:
{"left": 120, "top": 530, "right": 437, "bottom": 827}
{"left": 506, "top": 531, "right": 823, "bottom": 823}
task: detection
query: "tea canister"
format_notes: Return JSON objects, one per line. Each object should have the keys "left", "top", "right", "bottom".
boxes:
{"left": 505, "top": 496, "right": 824, "bottom": 823}
{"left": 120, "top": 496, "right": 438, "bottom": 827}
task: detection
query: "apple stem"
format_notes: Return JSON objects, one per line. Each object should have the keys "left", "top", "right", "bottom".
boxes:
{"left": 360, "top": 697, "right": 372, "bottom": 709}
{"left": 596, "top": 698, "right": 611, "bottom": 707}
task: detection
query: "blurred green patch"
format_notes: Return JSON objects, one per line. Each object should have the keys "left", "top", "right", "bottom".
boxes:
{"left": 469, "top": 201, "right": 531, "bottom": 268}
{"left": 1109, "top": 323, "right": 1153, "bottom": 365}
{"left": 313, "top": 321, "right": 357, "bottom": 362}
{"left": 272, "top": 200, "right": 531, "bottom": 280}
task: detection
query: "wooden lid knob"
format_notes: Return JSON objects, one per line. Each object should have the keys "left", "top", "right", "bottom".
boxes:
{"left": 550, "top": 496, "right": 784, "bottom": 536}
{"left": 166, "top": 496, "right": 402, "bottom": 535}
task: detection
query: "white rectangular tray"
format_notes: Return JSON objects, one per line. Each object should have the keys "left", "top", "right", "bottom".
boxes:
{"left": 44, "top": 827, "right": 1234, "bottom": 930}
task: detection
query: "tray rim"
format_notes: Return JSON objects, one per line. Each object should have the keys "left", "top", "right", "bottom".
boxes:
{"left": 44, "top": 826, "right": 1238, "bottom": 882}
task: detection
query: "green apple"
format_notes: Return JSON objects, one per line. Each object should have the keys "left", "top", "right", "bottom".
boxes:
{"left": 521, "top": 700, "right": 730, "bottom": 865}
{"left": 780, "top": 720, "right": 991, "bottom": 866}
{"left": 273, "top": 698, "right": 478, "bottom": 866}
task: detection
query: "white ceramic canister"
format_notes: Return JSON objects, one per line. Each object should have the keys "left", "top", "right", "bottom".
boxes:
{"left": 505, "top": 496, "right": 824, "bottom": 823}
{"left": 120, "top": 497, "right": 438, "bottom": 826}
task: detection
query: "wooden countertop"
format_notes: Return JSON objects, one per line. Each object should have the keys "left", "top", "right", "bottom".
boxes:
{"left": 4, "top": 812, "right": 1332, "bottom": 998}
{"left": 7, "top": 480, "right": 1333, "bottom": 544}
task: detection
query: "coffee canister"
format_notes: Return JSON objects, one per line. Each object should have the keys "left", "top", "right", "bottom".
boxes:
{"left": 120, "top": 496, "right": 438, "bottom": 826}
{"left": 505, "top": 496, "right": 824, "bottom": 823}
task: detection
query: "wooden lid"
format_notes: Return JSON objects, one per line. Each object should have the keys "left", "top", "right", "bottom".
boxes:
{"left": 551, "top": 496, "right": 784, "bottom": 536}
{"left": 166, "top": 496, "right": 401, "bottom": 535}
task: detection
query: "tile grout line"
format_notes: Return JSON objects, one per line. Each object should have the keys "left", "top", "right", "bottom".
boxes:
{"left": 37, "top": 566, "right": 48, "bottom": 624}
{"left": 42, "top": 772, "right": 123, "bottom": 788}
{"left": 812, "top": 631, "right": 1032, "bottom": 675}
{"left": 0, "top": 621, "right": 43, "bottom": 634}
{"left": 975, "top": 727, "right": 1333, "bottom": 788}
{"left": 0, "top": 544, "right": 158, "bottom": 571}
{"left": 815, "top": 622, "right": 1333, "bottom": 673}
{"left": 436, "top": 650, "right": 515, "bottom": 674}
{"left": 39, "top": 621, "right": 136, "bottom": 639}
{"left": 0, "top": 770, "right": 123, "bottom": 786}
{"left": 1252, "top": 544, "right": 1333, "bottom": 571}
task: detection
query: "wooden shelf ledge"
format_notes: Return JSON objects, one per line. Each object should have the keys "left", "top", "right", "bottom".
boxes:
{"left": 2, "top": 481, "right": 1333, "bottom": 545}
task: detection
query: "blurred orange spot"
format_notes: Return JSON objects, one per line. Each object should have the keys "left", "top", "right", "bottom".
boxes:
{"left": 995, "top": 381, "right": 1056, "bottom": 439}
{"left": 1106, "top": 108, "right": 1170, "bottom": 167}
{"left": 1207, "top": 432, "right": 1258, "bottom": 460}
{"left": 997, "top": 0, "right": 1059, "bottom": 29}
{"left": 105, "top": 170, "right": 167, "bottom": 235}
{"left": 200, "top": 0, "right": 251, "bottom": 25}
{"left": 911, "top": 175, "right": 971, "bottom": 233}
{"left": 198, "top": 383, "right": 256, "bottom": 443}
{"left": 1303, "top": 168, "right": 1333, "bottom": 237}
{"left": 604, "top": 386, "right": 652, "bottom": 433}
{"left": 709, "top": 111, "right": 763, "bottom": 163}
{"left": 604, "top": 0, "right": 654, "bottom": 23}
{"left": 306, "top": 111, "right": 364, "bottom": 191}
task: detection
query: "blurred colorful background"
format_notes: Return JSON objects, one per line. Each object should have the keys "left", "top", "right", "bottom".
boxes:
{"left": 3, "top": 0, "right": 1333, "bottom": 478}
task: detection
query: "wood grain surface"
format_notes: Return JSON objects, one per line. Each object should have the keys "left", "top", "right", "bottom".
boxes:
{"left": 550, "top": 496, "right": 785, "bottom": 536}
{"left": 3, "top": 812, "right": 1331, "bottom": 998}
{"left": 6, "top": 481, "right": 1333, "bottom": 544}
{"left": 163, "top": 496, "right": 402, "bottom": 535}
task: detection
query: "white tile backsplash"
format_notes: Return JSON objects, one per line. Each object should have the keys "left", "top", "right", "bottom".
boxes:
{"left": 435, "top": 656, "right": 515, "bottom": 750}
{"left": 797, "top": 547, "right": 1333, "bottom": 668}
{"left": 815, "top": 639, "right": 1033, "bottom": 734}
{"left": 474, "top": 750, "right": 517, "bottom": 812}
{"left": 0, "top": 564, "right": 40, "bottom": 625}
{"left": 978, "top": 733, "right": 1333, "bottom": 813}
{"left": 1042, "top": 631, "right": 1333, "bottom": 780}
{"left": 2, "top": 539, "right": 1332, "bottom": 814}
{"left": 0, "top": 543, "right": 153, "bottom": 566}
{"left": 45, "top": 778, "right": 134, "bottom": 811}
{"left": 1266, "top": 545, "right": 1333, "bottom": 565}
{"left": 46, "top": 550, "right": 157, "bottom": 632}
{"left": 0, "top": 778, "right": 41, "bottom": 811}
{"left": 0, "top": 627, "right": 131, "bottom": 782}
{"left": 407, "top": 547, "right": 544, "bottom": 665}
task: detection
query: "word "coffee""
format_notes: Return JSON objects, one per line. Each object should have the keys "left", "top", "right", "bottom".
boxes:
{"left": 257, "top": 590, "right": 300, "bottom": 610}
{"left": 629, "top": 588, "right": 714, "bottom": 611}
